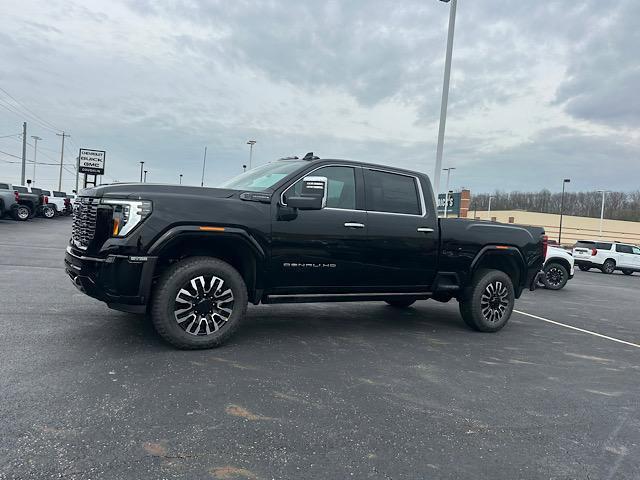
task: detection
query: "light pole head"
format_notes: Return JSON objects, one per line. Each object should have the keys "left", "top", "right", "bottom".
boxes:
{"left": 247, "top": 140, "right": 256, "bottom": 146}
{"left": 31, "top": 136, "right": 42, "bottom": 141}
{"left": 563, "top": 178, "right": 571, "bottom": 183}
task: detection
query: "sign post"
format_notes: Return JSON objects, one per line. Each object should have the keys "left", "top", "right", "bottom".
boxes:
{"left": 78, "top": 149, "right": 106, "bottom": 188}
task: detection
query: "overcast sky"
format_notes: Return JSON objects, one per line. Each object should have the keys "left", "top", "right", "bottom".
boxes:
{"left": 0, "top": 0, "right": 638, "bottom": 193}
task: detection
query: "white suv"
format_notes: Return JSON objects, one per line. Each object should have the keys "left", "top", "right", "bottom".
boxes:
{"left": 573, "top": 241, "right": 640, "bottom": 275}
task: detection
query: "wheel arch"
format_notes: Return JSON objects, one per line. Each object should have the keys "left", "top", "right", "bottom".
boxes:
{"left": 545, "top": 256, "right": 571, "bottom": 273}
{"left": 148, "top": 226, "right": 266, "bottom": 304}
{"left": 470, "top": 246, "right": 526, "bottom": 298}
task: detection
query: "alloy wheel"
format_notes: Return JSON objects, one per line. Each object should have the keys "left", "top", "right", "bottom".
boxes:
{"left": 17, "top": 207, "right": 29, "bottom": 220}
{"left": 480, "top": 280, "right": 510, "bottom": 324}
{"left": 173, "top": 275, "right": 234, "bottom": 336}
{"left": 545, "top": 267, "right": 564, "bottom": 287}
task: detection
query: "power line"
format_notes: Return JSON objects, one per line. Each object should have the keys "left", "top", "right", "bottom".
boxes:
{"left": 0, "top": 86, "right": 62, "bottom": 132}
{"left": 0, "top": 133, "right": 21, "bottom": 139}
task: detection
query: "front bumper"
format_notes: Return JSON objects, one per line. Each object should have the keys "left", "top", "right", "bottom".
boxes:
{"left": 64, "top": 245, "right": 157, "bottom": 313}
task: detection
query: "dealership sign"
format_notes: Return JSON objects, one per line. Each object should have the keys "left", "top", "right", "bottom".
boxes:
{"left": 78, "top": 149, "right": 106, "bottom": 175}
{"left": 437, "top": 192, "right": 461, "bottom": 216}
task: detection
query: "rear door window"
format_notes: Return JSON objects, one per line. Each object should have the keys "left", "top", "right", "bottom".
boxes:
{"left": 616, "top": 244, "right": 633, "bottom": 254}
{"left": 364, "top": 169, "right": 421, "bottom": 215}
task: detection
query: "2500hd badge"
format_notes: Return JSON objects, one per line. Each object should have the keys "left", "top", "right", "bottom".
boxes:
{"left": 65, "top": 154, "right": 546, "bottom": 349}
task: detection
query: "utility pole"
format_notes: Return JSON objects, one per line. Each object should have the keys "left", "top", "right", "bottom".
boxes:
{"left": 558, "top": 178, "right": 571, "bottom": 245}
{"left": 56, "top": 131, "right": 70, "bottom": 190}
{"left": 139, "top": 161, "right": 144, "bottom": 182}
{"left": 143, "top": 170, "right": 148, "bottom": 182}
{"left": 30, "top": 136, "right": 42, "bottom": 185}
{"left": 597, "top": 190, "right": 609, "bottom": 239}
{"left": 487, "top": 196, "right": 494, "bottom": 220}
{"left": 442, "top": 167, "right": 456, "bottom": 218}
{"left": 20, "top": 122, "right": 27, "bottom": 185}
{"left": 75, "top": 156, "right": 80, "bottom": 193}
{"left": 201, "top": 146, "right": 208, "bottom": 187}
{"left": 433, "top": 0, "right": 457, "bottom": 197}
{"left": 246, "top": 140, "right": 256, "bottom": 170}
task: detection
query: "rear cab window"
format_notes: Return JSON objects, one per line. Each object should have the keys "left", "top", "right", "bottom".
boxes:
{"left": 364, "top": 169, "right": 422, "bottom": 215}
{"left": 0, "top": 183, "right": 10, "bottom": 189}
{"left": 13, "top": 186, "right": 28, "bottom": 193}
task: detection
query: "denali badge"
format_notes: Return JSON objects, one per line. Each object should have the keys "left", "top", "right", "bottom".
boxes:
{"left": 284, "top": 263, "right": 336, "bottom": 268}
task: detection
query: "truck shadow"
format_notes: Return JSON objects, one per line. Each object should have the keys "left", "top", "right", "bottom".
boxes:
{"left": 108, "top": 301, "right": 471, "bottom": 351}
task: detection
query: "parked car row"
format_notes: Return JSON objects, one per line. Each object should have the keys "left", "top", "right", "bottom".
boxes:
{"left": 572, "top": 240, "right": 640, "bottom": 276}
{"left": 0, "top": 182, "right": 75, "bottom": 221}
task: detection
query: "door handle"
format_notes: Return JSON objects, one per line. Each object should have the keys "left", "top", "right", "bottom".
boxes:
{"left": 344, "top": 222, "right": 365, "bottom": 229}
{"left": 417, "top": 227, "right": 434, "bottom": 233}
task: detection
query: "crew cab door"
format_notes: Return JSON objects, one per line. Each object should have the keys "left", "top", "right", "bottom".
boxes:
{"left": 361, "top": 168, "right": 438, "bottom": 289}
{"left": 270, "top": 165, "right": 367, "bottom": 291}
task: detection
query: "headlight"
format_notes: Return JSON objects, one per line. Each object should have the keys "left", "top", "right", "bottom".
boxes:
{"left": 102, "top": 199, "right": 152, "bottom": 237}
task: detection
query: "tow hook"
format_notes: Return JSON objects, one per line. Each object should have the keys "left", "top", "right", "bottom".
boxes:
{"left": 530, "top": 270, "right": 545, "bottom": 291}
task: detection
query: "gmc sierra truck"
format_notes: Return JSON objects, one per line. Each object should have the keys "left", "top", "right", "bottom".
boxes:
{"left": 65, "top": 155, "right": 546, "bottom": 349}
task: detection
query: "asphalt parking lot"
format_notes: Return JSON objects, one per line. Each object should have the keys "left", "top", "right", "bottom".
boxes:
{"left": 1, "top": 217, "right": 638, "bottom": 480}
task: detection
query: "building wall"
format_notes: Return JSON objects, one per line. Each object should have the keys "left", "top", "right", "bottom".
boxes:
{"left": 470, "top": 210, "right": 640, "bottom": 246}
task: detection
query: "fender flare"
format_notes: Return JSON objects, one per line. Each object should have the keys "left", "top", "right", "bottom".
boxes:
{"left": 470, "top": 245, "right": 527, "bottom": 285}
{"left": 147, "top": 225, "right": 266, "bottom": 260}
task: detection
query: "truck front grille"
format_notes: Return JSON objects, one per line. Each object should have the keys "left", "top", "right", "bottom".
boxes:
{"left": 71, "top": 197, "right": 99, "bottom": 249}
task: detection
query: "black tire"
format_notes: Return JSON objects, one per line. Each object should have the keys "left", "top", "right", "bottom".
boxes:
{"left": 385, "top": 298, "right": 417, "bottom": 308}
{"left": 42, "top": 205, "right": 55, "bottom": 219}
{"left": 578, "top": 265, "right": 591, "bottom": 272}
{"left": 459, "top": 269, "right": 515, "bottom": 332}
{"left": 601, "top": 259, "right": 615, "bottom": 274}
{"left": 151, "top": 256, "right": 248, "bottom": 349}
{"left": 12, "top": 205, "right": 31, "bottom": 221}
{"left": 622, "top": 270, "right": 633, "bottom": 276}
{"left": 542, "top": 262, "right": 568, "bottom": 290}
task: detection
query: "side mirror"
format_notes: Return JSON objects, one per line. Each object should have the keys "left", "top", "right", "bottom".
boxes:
{"left": 285, "top": 176, "right": 327, "bottom": 210}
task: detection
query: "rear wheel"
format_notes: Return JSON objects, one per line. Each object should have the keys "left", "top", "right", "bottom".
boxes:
{"left": 42, "top": 205, "right": 55, "bottom": 218}
{"left": 459, "top": 269, "right": 515, "bottom": 332}
{"left": 385, "top": 298, "right": 417, "bottom": 308}
{"left": 543, "top": 262, "right": 568, "bottom": 290}
{"left": 151, "top": 257, "right": 248, "bottom": 349}
{"left": 578, "top": 265, "right": 591, "bottom": 272}
{"left": 622, "top": 270, "right": 633, "bottom": 276}
{"left": 601, "top": 259, "right": 615, "bottom": 274}
{"left": 12, "top": 205, "right": 30, "bottom": 221}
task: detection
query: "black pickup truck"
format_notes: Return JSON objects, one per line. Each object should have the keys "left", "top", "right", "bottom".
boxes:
{"left": 65, "top": 155, "right": 546, "bottom": 349}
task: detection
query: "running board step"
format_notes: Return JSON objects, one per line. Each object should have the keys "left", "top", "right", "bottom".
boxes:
{"left": 263, "top": 292, "right": 432, "bottom": 304}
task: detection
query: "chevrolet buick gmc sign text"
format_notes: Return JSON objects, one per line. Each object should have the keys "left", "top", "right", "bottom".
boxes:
{"left": 78, "top": 149, "right": 106, "bottom": 175}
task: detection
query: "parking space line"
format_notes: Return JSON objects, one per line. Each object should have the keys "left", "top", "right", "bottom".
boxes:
{"left": 514, "top": 310, "right": 640, "bottom": 349}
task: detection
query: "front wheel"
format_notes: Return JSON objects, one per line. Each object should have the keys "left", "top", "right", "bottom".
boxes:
{"left": 459, "top": 269, "right": 515, "bottom": 332}
{"left": 12, "top": 205, "right": 31, "bottom": 221}
{"left": 622, "top": 270, "right": 633, "bottom": 276}
{"left": 543, "top": 262, "right": 568, "bottom": 290}
{"left": 151, "top": 257, "right": 248, "bottom": 349}
{"left": 601, "top": 259, "right": 615, "bottom": 274}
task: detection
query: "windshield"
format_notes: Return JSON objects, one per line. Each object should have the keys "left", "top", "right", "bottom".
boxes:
{"left": 218, "top": 160, "right": 306, "bottom": 192}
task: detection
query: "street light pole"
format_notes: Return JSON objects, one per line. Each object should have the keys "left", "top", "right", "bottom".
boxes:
{"left": 597, "top": 190, "right": 609, "bottom": 239}
{"left": 143, "top": 170, "right": 148, "bottom": 183}
{"left": 139, "top": 161, "right": 144, "bottom": 182}
{"left": 442, "top": 167, "right": 456, "bottom": 218}
{"left": 201, "top": 146, "right": 208, "bottom": 187}
{"left": 30, "top": 136, "right": 42, "bottom": 184}
{"left": 487, "top": 196, "right": 494, "bottom": 220}
{"left": 246, "top": 140, "right": 256, "bottom": 170}
{"left": 179, "top": 174, "right": 183, "bottom": 185}
{"left": 558, "top": 178, "right": 571, "bottom": 245}
{"left": 433, "top": 0, "right": 457, "bottom": 197}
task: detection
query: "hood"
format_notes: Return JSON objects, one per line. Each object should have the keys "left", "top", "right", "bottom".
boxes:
{"left": 79, "top": 183, "right": 237, "bottom": 200}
